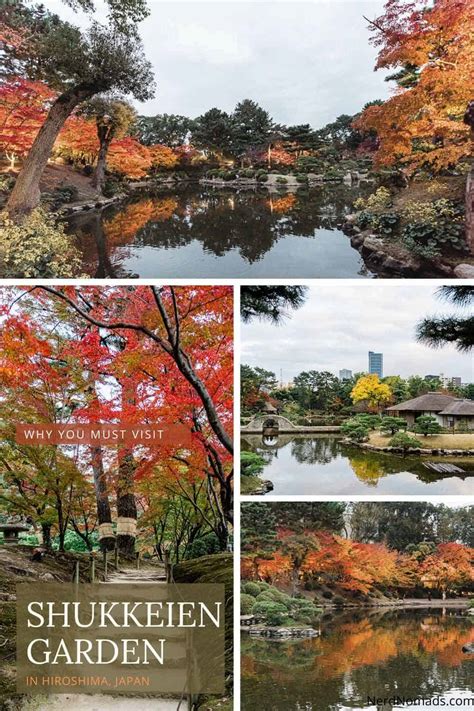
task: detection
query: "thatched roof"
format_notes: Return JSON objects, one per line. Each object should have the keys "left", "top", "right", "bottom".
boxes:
{"left": 386, "top": 393, "right": 456, "bottom": 412}
{"left": 440, "top": 399, "right": 474, "bottom": 416}
{"left": 262, "top": 400, "right": 278, "bottom": 413}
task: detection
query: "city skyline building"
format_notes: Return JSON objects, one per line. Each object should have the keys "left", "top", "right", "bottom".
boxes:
{"left": 368, "top": 351, "right": 384, "bottom": 378}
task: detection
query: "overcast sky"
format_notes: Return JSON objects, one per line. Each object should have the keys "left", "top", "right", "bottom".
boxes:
{"left": 241, "top": 284, "right": 474, "bottom": 383}
{"left": 43, "top": 0, "right": 391, "bottom": 128}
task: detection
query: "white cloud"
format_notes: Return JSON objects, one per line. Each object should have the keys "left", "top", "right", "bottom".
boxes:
{"left": 164, "top": 22, "right": 253, "bottom": 65}
{"left": 241, "top": 284, "right": 474, "bottom": 383}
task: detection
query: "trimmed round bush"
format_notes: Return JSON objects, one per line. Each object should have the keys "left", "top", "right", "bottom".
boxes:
{"left": 242, "top": 582, "right": 261, "bottom": 597}
{"left": 241, "top": 593, "right": 256, "bottom": 615}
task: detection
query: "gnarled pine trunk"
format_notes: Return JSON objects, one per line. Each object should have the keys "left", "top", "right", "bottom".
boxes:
{"left": 7, "top": 85, "right": 95, "bottom": 219}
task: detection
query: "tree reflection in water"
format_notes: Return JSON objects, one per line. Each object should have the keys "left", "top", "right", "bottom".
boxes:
{"left": 68, "top": 184, "right": 372, "bottom": 278}
{"left": 241, "top": 435, "right": 474, "bottom": 494}
{"left": 241, "top": 610, "right": 474, "bottom": 710}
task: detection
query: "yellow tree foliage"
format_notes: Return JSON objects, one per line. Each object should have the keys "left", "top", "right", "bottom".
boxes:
{"left": 351, "top": 374, "right": 392, "bottom": 411}
{"left": 355, "top": 0, "right": 473, "bottom": 172}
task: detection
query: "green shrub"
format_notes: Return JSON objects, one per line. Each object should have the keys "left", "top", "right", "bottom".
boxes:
{"left": 55, "top": 184, "right": 79, "bottom": 203}
{"left": 341, "top": 420, "right": 369, "bottom": 442}
{"left": 241, "top": 593, "right": 256, "bottom": 615}
{"left": 402, "top": 199, "right": 466, "bottom": 257}
{"left": 413, "top": 414, "right": 442, "bottom": 437}
{"left": 0, "top": 208, "right": 82, "bottom": 278}
{"left": 256, "top": 172, "right": 269, "bottom": 182}
{"left": 380, "top": 417, "right": 408, "bottom": 435}
{"left": 355, "top": 210, "right": 375, "bottom": 229}
{"left": 185, "top": 532, "right": 221, "bottom": 559}
{"left": 256, "top": 591, "right": 277, "bottom": 602}
{"left": 241, "top": 451, "right": 265, "bottom": 477}
{"left": 240, "top": 169, "right": 255, "bottom": 178}
{"left": 353, "top": 414, "right": 382, "bottom": 430}
{"left": 324, "top": 168, "right": 343, "bottom": 180}
{"left": 295, "top": 174, "right": 308, "bottom": 183}
{"left": 295, "top": 156, "right": 324, "bottom": 174}
{"left": 377, "top": 212, "right": 400, "bottom": 235}
{"left": 252, "top": 600, "right": 288, "bottom": 626}
{"left": 276, "top": 177, "right": 288, "bottom": 184}
{"left": 242, "top": 582, "right": 261, "bottom": 597}
{"left": 223, "top": 171, "right": 237, "bottom": 181}
{"left": 389, "top": 432, "right": 423, "bottom": 450}
{"left": 103, "top": 177, "right": 123, "bottom": 198}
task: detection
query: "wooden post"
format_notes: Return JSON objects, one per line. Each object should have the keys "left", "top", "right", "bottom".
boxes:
{"left": 115, "top": 546, "right": 119, "bottom": 570}
{"left": 136, "top": 552, "right": 140, "bottom": 570}
{"left": 90, "top": 555, "right": 95, "bottom": 584}
{"left": 103, "top": 549, "right": 108, "bottom": 582}
{"left": 74, "top": 560, "right": 80, "bottom": 585}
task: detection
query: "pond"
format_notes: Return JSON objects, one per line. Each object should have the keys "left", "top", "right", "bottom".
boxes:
{"left": 241, "top": 607, "right": 474, "bottom": 710}
{"left": 241, "top": 435, "right": 474, "bottom": 495}
{"left": 67, "top": 184, "right": 374, "bottom": 278}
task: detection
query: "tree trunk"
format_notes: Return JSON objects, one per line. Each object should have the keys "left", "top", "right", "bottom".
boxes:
{"left": 116, "top": 378, "right": 138, "bottom": 556}
{"left": 116, "top": 451, "right": 137, "bottom": 556}
{"left": 91, "top": 128, "right": 112, "bottom": 194}
{"left": 41, "top": 523, "right": 52, "bottom": 549}
{"left": 91, "top": 446, "right": 115, "bottom": 552}
{"left": 6, "top": 85, "right": 95, "bottom": 219}
{"left": 92, "top": 143, "right": 108, "bottom": 194}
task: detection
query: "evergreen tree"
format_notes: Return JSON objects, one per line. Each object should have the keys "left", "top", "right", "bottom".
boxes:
{"left": 135, "top": 113, "right": 194, "bottom": 147}
{"left": 192, "top": 108, "right": 232, "bottom": 157}
{"left": 230, "top": 99, "right": 275, "bottom": 161}
{"left": 417, "top": 286, "right": 474, "bottom": 352}
{"left": 241, "top": 503, "right": 277, "bottom": 553}
{"left": 241, "top": 286, "right": 308, "bottom": 323}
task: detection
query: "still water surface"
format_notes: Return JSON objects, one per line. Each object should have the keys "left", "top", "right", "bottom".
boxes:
{"left": 242, "top": 435, "right": 474, "bottom": 495}
{"left": 241, "top": 608, "right": 474, "bottom": 710}
{"left": 67, "top": 186, "right": 373, "bottom": 278}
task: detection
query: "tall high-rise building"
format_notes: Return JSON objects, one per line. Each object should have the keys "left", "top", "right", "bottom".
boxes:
{"left": 339, "top": 369, "right": 352, "bottom": 381}
{"left": 368, "top": 351, "right": 383, "bottom": 378}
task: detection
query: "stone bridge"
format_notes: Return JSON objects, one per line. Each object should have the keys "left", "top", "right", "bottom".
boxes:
{"left": 241, "top": 415, "right": 341, "bottom": 434}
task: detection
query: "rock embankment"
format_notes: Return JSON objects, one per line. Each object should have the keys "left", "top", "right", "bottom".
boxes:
{"left": 350, "top": 440, "right": 474, "bottom": 457}
{"left": 343, "top": 213, "right": 474, "bottom": 277}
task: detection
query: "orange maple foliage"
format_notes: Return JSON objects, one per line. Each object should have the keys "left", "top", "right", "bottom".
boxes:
{"left": 149, "top": 144, "right": 179, "bottom": 170}
{"left": 420, "top": 542, "right": 474, "bottom": 593}
{"left": 355, "top": 0, "right": 473, "bottom": 171}
{"left": 0, "top": 77, "right": 54, "bottom": 168}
